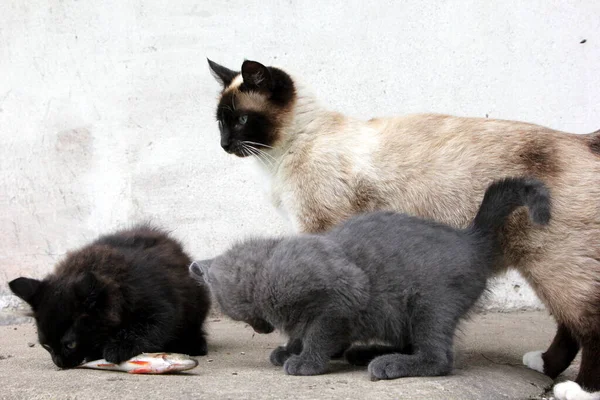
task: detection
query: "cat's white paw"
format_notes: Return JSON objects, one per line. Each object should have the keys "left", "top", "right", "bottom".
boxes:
{"left": 554, "top": 381, "right": 600, "bottom": 400}
{"left": 522, "top": 350, "right": 544, "bottom": 373}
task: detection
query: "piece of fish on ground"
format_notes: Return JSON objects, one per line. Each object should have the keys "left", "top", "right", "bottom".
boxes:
{"left": 78, "top": 353, "right": 199, "bottom": 374}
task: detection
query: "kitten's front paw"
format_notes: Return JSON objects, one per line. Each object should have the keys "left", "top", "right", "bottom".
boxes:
{"left": 270, "top": 346, "right": 292, "bottom": 366}
{"left": 522, "top": 350, "right": 545, "bottom": 373}
{"left": 368, "top": 354, "right": 451, "bottom": 380}
{"left": 553, "top": 381, "right": 600, "bottom": 400}
{"left": 283, "top": 355, "right": 327, "bottom": 376}
{"left": 103, "top": 341, "right": 137, "bottom": 364}
{"left": 368, "top": 354, "right": 408, "bottom": 380}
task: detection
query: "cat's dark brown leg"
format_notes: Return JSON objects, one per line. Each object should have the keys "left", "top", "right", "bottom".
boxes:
{"left": 542, "top": 323, "right": 580, "bottom": 378}
{"left": 575, "top": 335, "right": 600, "bottom": 392}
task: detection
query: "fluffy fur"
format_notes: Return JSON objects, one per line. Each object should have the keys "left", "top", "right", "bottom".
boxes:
{"left": 208, "top": 59, "right": 600, "bottom": 391}
{"left": 9, "top": 225, "right": 211, "bottom": 368}
{"left": 190, "top": 178, "right": 550, "bottom": 379}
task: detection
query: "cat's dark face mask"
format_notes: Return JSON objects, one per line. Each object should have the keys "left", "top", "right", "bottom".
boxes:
{"left": 215, "top": 102, "right": 277, "bottom": 158}
{"left": 208, "top": 59, "right": 295, "bottom": 158}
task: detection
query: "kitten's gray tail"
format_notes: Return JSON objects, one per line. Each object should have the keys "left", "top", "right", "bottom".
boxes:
{"left": 470, "top": 177, "right": 551, "bottom": 237}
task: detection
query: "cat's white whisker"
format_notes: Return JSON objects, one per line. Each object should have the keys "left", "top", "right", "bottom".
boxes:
{"left": 241, "top": 143, "right": 256, "bottom": 163}
{"left": 242, "top": 144, "right": 271, "bottom": 169}
{"left": 245, "top": 145, "right": 276, "bottom": 163}
{"left": 256, "top": 149, "right": 276, "bottom": 163}
{"left": 242, "top": 141, "right": 274, "bottom": 150}
{"left": 250, "top": 147, "right": 275, "bottom": 168}
{"left": 242, "top": 146, "right": 252, "bottom": 159}
{"left": 251, "top": 148, "right": 274, "bottom": 169}
{"left": 241, "top": 144, "right": 278, "bottom": 166}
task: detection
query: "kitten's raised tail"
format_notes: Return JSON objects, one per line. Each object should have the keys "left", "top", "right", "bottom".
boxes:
{"left": 470, "top": 177, "right": 551, "bottom": 236}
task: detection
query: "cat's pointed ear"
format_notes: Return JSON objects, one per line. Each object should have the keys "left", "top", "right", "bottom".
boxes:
{"left": 207, "top": 59, "right": 239, "bottom": 88}
{"left": 241, "top": 60, "right": 273, "bottom": 91}
{"left": 9, "top": 277, "right": 42, "bottom": 306}
{"left": 189, "top": 260, "right": 212, "bottom": 284}
{"left": 75, "top": 272, "right": 106, "bottom": 310}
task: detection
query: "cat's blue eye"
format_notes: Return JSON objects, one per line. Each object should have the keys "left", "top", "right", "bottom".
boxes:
{"left": 238, "top": 115, "right": 248, "bottom": 125}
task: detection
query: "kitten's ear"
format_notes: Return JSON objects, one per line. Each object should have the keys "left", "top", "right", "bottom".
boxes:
{"left": 189, "top": 260, "right": 212, "bottom": 284}
{"left": 241, "top": 60, "right": 273, "bottom": 91}
{"left": 207, "top": 59, "right": 239, "bottom": 88}
{"left": 8, "top": 277, "right": 42, "bottom": 306}
{"left": 75, "top": 272, "right": 106, "bottom": 310}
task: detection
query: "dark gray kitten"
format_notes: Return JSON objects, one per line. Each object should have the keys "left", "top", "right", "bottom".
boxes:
{"left": 190, "top": 177, "right": 550, "bottom": 379}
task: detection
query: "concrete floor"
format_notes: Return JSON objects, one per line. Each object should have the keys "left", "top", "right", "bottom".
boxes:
{"left": 0, "top": 311, "right": 576, "bottom": 400}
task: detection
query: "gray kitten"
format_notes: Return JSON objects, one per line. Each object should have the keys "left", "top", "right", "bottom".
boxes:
{"left": 190, "top": 177, "right": 550, "bottom": 379}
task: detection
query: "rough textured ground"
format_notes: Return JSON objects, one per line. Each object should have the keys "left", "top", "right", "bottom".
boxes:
{"left": 0, "top": 311, "right": 578, "bottom": 400}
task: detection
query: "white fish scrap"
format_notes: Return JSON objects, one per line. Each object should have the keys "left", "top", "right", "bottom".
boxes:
{"left": 79, "top": 353, "right": 199, "bottom": 374}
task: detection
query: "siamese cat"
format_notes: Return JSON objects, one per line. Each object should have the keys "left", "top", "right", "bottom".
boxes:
{"left": 207, "top": 58, "right": 600, "bottom": 398}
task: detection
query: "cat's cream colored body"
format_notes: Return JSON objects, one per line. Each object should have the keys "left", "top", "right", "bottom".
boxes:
{"left": 253, "top": 85, "right": 600, "bottom": 336}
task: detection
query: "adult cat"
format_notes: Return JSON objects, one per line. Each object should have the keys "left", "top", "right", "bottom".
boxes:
{"left": 9, "top": 225, "right": 211, "bottom": 368}
{"left": 190, "top": 177, "right": 550, "bottom": 379}
{"left": 207, "top": 58, "right": 600, "bottom": 397}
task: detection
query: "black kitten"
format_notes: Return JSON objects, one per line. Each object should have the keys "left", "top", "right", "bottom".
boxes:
{"left": 190, "top": 178, "right": 550, "bottom": 379}
{"left": 9, "top": 225, "right": 211, "bottom": 368}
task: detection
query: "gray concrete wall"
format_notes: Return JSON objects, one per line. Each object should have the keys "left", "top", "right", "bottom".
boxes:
{"left": 1, "top": 0, "right": 599, "bottom": 319}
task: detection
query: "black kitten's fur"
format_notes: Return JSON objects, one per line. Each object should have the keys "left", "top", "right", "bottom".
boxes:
{"left": 9, "top": 225, "right": 211, "bottom": 368}
{"left": 191, "top": 178, "right": 550, "bottom": 379}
